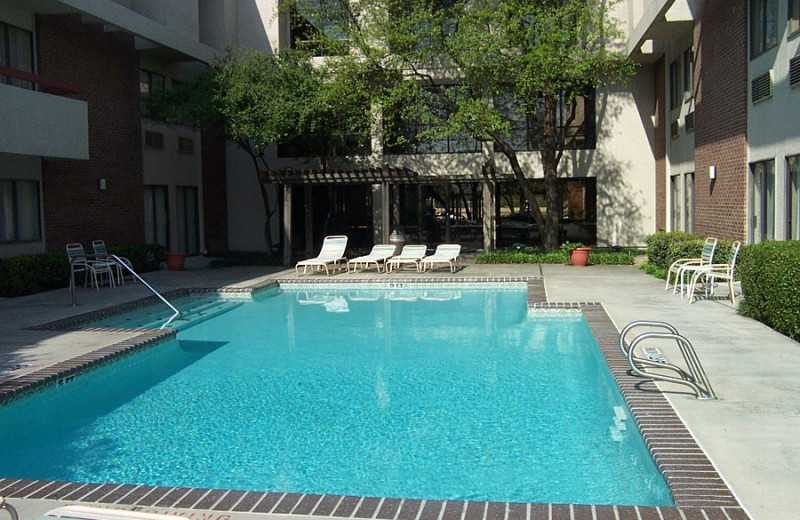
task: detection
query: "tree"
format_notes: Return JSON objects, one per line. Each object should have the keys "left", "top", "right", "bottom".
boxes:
{"left": 287, "top": 0, "right": 636, "bottom": 250}
{"left": 142, "top": 48, "right": 368, "bottom": 254}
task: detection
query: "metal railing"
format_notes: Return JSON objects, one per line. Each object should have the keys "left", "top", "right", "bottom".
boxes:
{"left": 619, "top": 320, "right": 717, "bottom": 400}
{"left": 108, "top": 255, "right": 182, "bottom": 322}
{"left": 0, "top": 497, "right": 18, "bottom": 520}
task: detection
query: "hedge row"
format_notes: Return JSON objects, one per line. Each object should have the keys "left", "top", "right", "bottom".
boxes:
{"left": 738, "top": 241, "right": 800, "bottom": 341}
{"left": 0, "top": 244, "right": 164, "bottom": 298}
{"left": 475, "top": 248, "right": 636, "bottom": 265}
{"left": 643, "top": 232, "right": 737, "bottom": 278}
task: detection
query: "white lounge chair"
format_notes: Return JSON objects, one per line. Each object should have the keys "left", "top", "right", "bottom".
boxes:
{"left": 687, "top": 241, "right": 741, "bottom": 304}
{"left": 665, "top": 237, "right": 717, "bottom": 294}
{"left": 295, "top": 235, "right": 348, "bottom": 276}
{"left": 420, "top": 244, "right": 462, "bottom": 273}
{"left": 347, "top": 244, "right": 397, "bottom": 273}
{"left": 386, "top": 244, "right": 428, "bottom": 273}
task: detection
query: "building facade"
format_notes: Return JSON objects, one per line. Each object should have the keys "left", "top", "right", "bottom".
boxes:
{"left": 1, "top": 0, "right": 797, "bottom": 263}
{"left": 631, "top": 0, "right": 800, "bottom": 242}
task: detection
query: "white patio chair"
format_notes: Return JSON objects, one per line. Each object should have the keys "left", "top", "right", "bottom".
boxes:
{"left": 92, "top": 240, "right": 134, "bottom": 285}
{"left": 66, "top": 243, "right": 115, "bottom": 290}
{"left": 295, "top": 235, "right": 349, "bottom": 276}
{"left": 420, "top": 244, "right": 462, "bottom": 273}
{"left": 347, "top": 244, "right": 397, "bottom": 273}
{"left": 665, "top": 237, "right": 717, "bottom": 295}
{"left": 687, "top": 241, "right": 742, "bottom": 304}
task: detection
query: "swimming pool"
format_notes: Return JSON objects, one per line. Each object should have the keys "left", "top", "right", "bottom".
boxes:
{"left": 0, "top": 286, "right": 673, "bottom": 506}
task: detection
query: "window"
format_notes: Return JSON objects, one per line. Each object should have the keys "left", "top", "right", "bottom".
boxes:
{"left": 175, "top": 186, "right": 199, "bottom": 255}
{"left": 789, "top": 155, "right": 800, "bottom": 239}
{"left": 0, "top": 179, "right": 41, "bottom": 243}
{"left": 493, "top": 88, "right": 597, "bottom": 153}
{"left": 144, "top": 130, "right": 164, "bottom": 149}
{"left": 669, "top": 173, "right": 694, "bottom": 232}
{"left": 139, "top": 69, "right": 165, "bottom": 95}
{"left": 177, "top": 136, "right": 195, "bottom": 154}
{"left": 290, "top": 0, "right": 349, "bottom": 56}
{"left": 790, "top": 0, "right": 800, "bottom": 37}
{"left": 685, "top": 173, "right": 695, "bottom": 232}
{"left": 0, "top": 21, "right": 34, "bottom": 89}
{"left": 750, "top": 159, "right": 775, "bottom": 242}
{"left": 682, "top": 48, "right": 694, "bottom": 98}
{"left": 669, "top": 59, "right": 681, "bottom": 110}
{"left": 670, "top": 176, "right": 681, "bottom": 231}
{"left": 144, "top": 185, "right": 169, "bottom": 249}
{"left": 387, "top": 86, "right": 482, "bottom": 154}
{"left": 750, "top": 0, "right": 778, "bottom": 58}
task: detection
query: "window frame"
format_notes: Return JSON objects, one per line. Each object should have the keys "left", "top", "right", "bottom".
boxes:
{"left": 750, "top": 158, "right": 776, "bottom": 243}
{"left": 788, "top": 155, "right": 800, "bottom": 240}
{"left": 669, "top": 59, "right": 681, "bottom": 110}
{"left": 0, "top": 179, "right": 42, "bottom": 243}
{"left": 682, "top": 47, "right": 694, "bottom": 99}
{"left": 750, "top": 0, "right": 779, "bottom": 59}
{"left": 492, "top": 88, "right": 597, "bottom": 153}
{"left": 0, "top": 21, "right": 34, "bottom": 89}
{"left": 139, "top": 69, "right": 165, "bottom": 95}
{"left": 290, "top": 0, "right": 350, "bottom": 57}
{"left": 790, "top": 0, "right": 800, "bottom": 38}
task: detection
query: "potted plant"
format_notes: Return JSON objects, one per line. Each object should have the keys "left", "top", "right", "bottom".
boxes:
{"left": 165, "top": 252, "right": 187, "bottom": 271}
{"left": 561, "top": 241, "right": 591, "bottom": 267}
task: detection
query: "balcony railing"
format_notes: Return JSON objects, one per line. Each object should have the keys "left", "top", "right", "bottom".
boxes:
{"left": 0, "top": 66, "right": 82, "bottom": 97}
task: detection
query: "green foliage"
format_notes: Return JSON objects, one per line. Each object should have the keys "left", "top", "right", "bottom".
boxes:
{"left": 639, "top": 260, "right": 668, "bottom": 280}
{"left": 645, "top": 232, "right": 737, "bottom": 273}
{"left": 475, "top": 247, "right": 634, "bottom": 265}
{"left": 299, "top": 0, "right": 636, "bottom": 251}
{"left": 738, "top": 241, "right": 800, "bottom": 341}
{"left": 0, "top": 245, "right": 164, "bottom": 298}
{"left": 0, "top": 252, "right": 68, "bottom": 297}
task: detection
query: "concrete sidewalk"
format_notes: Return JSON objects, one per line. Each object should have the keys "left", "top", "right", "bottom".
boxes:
{"left": 1, "top": 260, "right": 798, "bottom": 520}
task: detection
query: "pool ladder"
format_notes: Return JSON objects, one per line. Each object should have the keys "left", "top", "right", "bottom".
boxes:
{"left": 619, "top": 321, "right": 717, "bottom": 400}
{"left": 0, "top": 497, "right": 18, "bottom": 520}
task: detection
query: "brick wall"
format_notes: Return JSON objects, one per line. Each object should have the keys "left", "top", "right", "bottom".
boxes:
{"left": 201, "top": 125, "right": 228, "bottom": 253}
{"left": 654, "top": 57, "right": 666, "bottom": 232}
{"left": 37, "top": 14, "right": 145, "bottom": 252}
{"left": 693, "top": 0, "right": 749, "bottom": 241}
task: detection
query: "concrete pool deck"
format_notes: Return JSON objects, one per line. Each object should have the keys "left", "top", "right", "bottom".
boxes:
{"left": 0, "top": 258, "right": 798, "bottom": 520}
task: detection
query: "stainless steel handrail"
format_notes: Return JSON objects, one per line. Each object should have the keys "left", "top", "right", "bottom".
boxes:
{"left": 108, "top": 255, "right": 182, "bottom": 321}
{"left": 620, "top": 320, "right": 717, "bottom": 400}
{"left": 0, "top": 497, "right": 19, "bottom": 520}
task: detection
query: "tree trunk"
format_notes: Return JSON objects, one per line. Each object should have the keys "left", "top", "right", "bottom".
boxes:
{"left": 488, "top": 130, "right": 548, "bottom": 247}
{"left": 540, "top": 96, "right": 561, "bottom": 252}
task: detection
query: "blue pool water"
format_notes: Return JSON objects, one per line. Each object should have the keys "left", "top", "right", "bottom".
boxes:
{"left": 0, "top": 286, "right": 673, "bottom": 505}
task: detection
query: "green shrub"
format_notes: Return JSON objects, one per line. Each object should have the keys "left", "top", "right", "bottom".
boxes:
{"left": 646, "top": 231, "right": 701, "bottom": 269}
{"left": 475, "top": 247, "right": 635, "bottom": 265}
{"left": 0, "top": 252, "right": 69, "bottom": 297}
{"left": 738, "top": 241, "right": 800, "bottom": 341}
{"left": 644, "top": 232, "right": 737, "bottom": 278}
{"left": 0, "top": 244, "right": 165, "bottom": 298}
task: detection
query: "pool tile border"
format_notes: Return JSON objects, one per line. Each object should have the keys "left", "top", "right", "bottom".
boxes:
{"left": 0, "top": 277, "right": 751, "bottom": 520}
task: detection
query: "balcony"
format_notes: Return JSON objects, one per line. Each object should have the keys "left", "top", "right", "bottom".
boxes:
{"left": 0, "top": 67, "right": 89, "bottom": 160}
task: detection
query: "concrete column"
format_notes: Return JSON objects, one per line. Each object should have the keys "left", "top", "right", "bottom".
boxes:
{"left": 482, "top": 180, "right": 496, "bottom": 251}
{"left": 304, "top": 184, "right": 313, "bottom": 255}
{"left": 283, "top": 184, "right": 292, "bottom": 267}
{"left": 382, "top": 182, "right": 391, "bottom": 241}
{"left": 372, "top": 183, "right": 384, "bottom": 245}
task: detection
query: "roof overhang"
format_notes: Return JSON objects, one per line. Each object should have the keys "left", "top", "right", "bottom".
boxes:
{"left": 627, "top": 0, "right": 696, "bottom": 64}
{"left": 5, "top": 0, "right": 219, "bottom": 64}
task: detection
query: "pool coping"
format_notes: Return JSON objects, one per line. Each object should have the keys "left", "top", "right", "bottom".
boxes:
{"left": 0, "top": 277, "right": 750, "bottom": 520}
